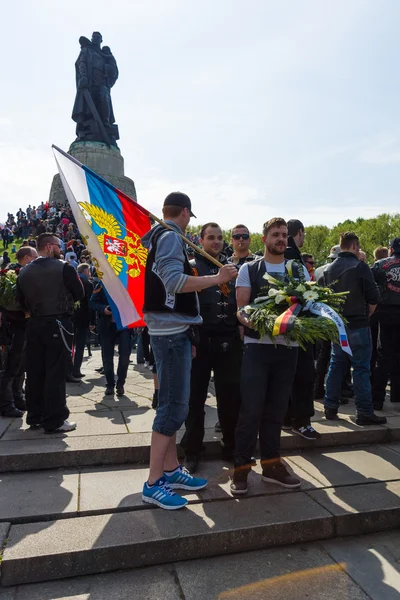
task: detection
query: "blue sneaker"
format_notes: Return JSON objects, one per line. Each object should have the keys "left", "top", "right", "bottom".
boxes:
{"left": 142, "top": 476, "right": 188, "bottom": 510}
{"left": 164, "top": 465, "right": 208, "bottom": 491}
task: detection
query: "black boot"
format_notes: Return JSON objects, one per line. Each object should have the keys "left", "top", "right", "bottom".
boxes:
{"left": 151, "top": 389, "right": 159, "bottom": 409}
{"left": 13, "top": 375, "right": 27, "bottom": 411}
{"left": 0, "top": 377, "right": 23, "bottom": 416}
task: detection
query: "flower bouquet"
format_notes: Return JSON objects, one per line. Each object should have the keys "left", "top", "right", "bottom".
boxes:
{"left": 0, "top": 269, "right": 20, "bottom": 312}
{"left": 243, "top": 269, "right": 350, "bottom": 351}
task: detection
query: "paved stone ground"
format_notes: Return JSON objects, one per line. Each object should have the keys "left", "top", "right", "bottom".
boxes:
{"left": 0, "top": 345, "right": 398, "bottom": 446}
{"left": 1, "top": 530, "right": 399, "bottom": 599}
{"left": 1, "top": 346, "right": 400, "bottom": 593}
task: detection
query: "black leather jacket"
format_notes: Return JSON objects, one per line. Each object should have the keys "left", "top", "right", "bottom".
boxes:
{"left": 322, "top": 252, "right": 380, "bottom": 329}
{"left": 190, "top": 253, "right": 238, "bottom": 336}
{"left": 371, "top": 253, "right": 400, "bottom": 308}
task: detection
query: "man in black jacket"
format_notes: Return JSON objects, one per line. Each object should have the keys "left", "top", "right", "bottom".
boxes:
{"left": 72, "top": 263, "right": 94, "bottom": 378}
{"left": 322, "top": 232, "right": 385, "bottom": 425}
{"left": 180, "top": 222, "right": 241, "bottom": 472}
{"left": 285, "top": 219, "right": 305, "bottom": 264}
{"left": 371, "top": 237, "right": 400, "bottom": 408}
{"left": 17, "top": 233, "right": 84, "bottom": 433}
{"left": 284, "top": 219, "right": 319, "bottom": 440}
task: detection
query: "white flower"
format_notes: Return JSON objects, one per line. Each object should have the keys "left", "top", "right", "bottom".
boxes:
{"left": 254, "top": 295, "right": 270, "bottom": 304}
{"left": 296, "top": 284, "right": 306, "bottom": 293}
{"left": 268, "top": 288, "right": 279, "bottom": 297}
{"left": 303, "top": 290, "right": 319, "bottom": 301}
{"left": 243, "top": 305, "right": 252, "bottom": 314}
{"left": 275, "top": 294, "right": 286, "bottom": 304}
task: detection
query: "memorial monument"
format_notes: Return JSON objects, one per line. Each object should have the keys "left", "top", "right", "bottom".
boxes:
{"left": 49, "top": 32, "right": 136, "bottom": 203}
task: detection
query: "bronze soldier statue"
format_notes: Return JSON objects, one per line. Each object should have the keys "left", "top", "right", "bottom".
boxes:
{"left": 72, "top": 32, "right": 119, "bottom": 146}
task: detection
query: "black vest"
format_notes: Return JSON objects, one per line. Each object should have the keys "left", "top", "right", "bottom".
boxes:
{"left": 374, "top": 255, "right": 400, "bottom": 306}
{"left": 18, "top": 257, "right": 74, "bottom": 317}
{"left": 143, "top": 227, "right": 198, "bottom": 317}
{"left": 191, "top": 254, "right": 238, "bottom": 334}
{"left": 244, "top": 258, "right": 302, "bottom": 339}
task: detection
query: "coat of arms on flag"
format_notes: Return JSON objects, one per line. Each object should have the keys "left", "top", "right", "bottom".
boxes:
{"left": 53, "top": 145, "right": 151, "bottom": 329}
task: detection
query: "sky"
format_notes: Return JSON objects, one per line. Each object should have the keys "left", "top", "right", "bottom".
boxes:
{"left": 1, "top": 0, "right": 400, "bottom": 231}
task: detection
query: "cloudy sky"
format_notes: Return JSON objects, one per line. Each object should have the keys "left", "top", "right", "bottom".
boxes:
{"left": 2, "top": 0, "right": 400, "bottom": 231}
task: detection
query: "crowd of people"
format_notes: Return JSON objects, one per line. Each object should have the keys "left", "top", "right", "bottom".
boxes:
{"left": 0, "top": 193, "right": 399, "bottom": 511}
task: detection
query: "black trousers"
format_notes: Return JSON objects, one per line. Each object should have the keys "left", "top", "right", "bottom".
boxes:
{"left": 25, "top": 317, "right": 71, "bottom": 430}
{"left": 314, "top": 340, "right": 353, "bottom": 395}
{"left": 285, "top": 342, "right": 315, "bottom": 428}
{"left": 235, "top": 343, "right": 298, "bottom": 465}
{"left": 0, "top": 319, "right": 26, "bottom": 412}
{"left": 370, "top": 312, "right": 379, "bottom": 383}
{"left": 372, "top": 311, "right": 400, "bottom": 405}
{"left": 72, "top": 325, "right": 88, "bottom": 376}
{"left": 181, "top": 333, "right": 242, "bottom": 457}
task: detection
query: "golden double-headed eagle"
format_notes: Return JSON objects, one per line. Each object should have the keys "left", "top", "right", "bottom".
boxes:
{"left": 78, "top": 202, "right": 148, "bottom": 278}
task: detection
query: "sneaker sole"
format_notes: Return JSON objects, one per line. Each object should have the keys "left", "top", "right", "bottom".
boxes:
{"left": 261, "top": 475, "right": 301, "bottom": 489}
{"left": 230, "top": 487, "right": 248, "bottom": 496}
{"left": 141, "top": 495, "right": 187, "bottom": 510}
{"left": 44, "top": 429, "right": 76, "bottom": 434}
{"left": 356, "top": 420, "right": 387, "bottom": 426}
{"left": 167, "top": 482, "right": 208, "bottom": 491}
{"left": 291, "top": 429, "right": 321, "bottom": 441}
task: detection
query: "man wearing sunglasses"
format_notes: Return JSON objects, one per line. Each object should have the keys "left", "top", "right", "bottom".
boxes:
{"left": 17, "top": 233, "right": 84, "bottom": 434}
{"left": 228, "top": 225, "right": 257, "bottom": 267}
{"left": 302, "top": 253, "right": 315, "bottom": 280}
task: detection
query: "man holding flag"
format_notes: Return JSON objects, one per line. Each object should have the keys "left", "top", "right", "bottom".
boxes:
{"left": 141, "top": 192, "right": 238, "bottom": 510}
{"left": 53, "top": 147, "right": 237, "bottom": 509}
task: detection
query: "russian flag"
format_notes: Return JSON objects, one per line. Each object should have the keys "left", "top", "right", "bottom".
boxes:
{"left": 53, "top": 145, "right": 151, "bottom": 329}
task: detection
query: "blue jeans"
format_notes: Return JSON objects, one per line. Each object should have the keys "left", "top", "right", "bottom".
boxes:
{"left": 325, "top": 326, "right": 373, "bottom": 416}
{"left": 150, "top": 332, "right": 192, "bottom": 437}
{"left": 102, "top": 326, "right": 132, "bottom": 388}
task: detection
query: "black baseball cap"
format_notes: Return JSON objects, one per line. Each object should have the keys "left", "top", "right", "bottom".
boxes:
{"left": 389, "top": 237, "right": 400, "bottom": 253}
{"left": 163, "top": 192, "right": 196, "bottom": 218}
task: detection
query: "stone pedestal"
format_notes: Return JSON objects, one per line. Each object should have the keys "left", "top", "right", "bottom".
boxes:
{"left": 49, "top": 141, "right": 136, "bottom": 205}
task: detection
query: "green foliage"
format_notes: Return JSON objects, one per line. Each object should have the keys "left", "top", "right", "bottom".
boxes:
{"left": 189, "top": 213, "right": 400, "bottom": 266}
{"left": 302, "top": 213, "right": 400, "bottom": 266}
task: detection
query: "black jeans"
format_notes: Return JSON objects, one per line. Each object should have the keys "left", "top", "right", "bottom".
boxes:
{"left": 0, "top": 319, "right": 26, "bottom": 412}
{"left": 101, "top": 325, "right": 131, "bottom": 387}
{"left": 235, "top": 343, "right": 298, "bottom": 465}
{"left": 372, "top": 311, "right": 400, "bottom": 405}
{"left": 314, "top": 340, "right": 352, "bottom": 395}
{"left": 25, "top": 317, "right": 71, "bottom": 430}
{"left": 285, "top": 342, "right": 315, "bottom": 428}
{"left": 73, "top": 325, "right": 88, "bottom": 376}
{"left": 181, "top": 333, "right": 242, "bottom": 457}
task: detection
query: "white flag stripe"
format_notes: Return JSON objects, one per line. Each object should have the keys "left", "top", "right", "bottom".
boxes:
{"left": 53, "top": 148, "right": 140, "bottom": 327}
{"left": 308, "top": 301, "right": 352, "bottom": 357}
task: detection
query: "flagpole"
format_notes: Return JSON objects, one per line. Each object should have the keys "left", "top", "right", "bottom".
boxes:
{"left": 145, "top": 211, "right": 224, "bottom": 268}
{"left": 52, "top": 145, "right": 225, "bottom": 269}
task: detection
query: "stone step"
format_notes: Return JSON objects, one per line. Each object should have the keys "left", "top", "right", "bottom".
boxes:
{"left": 2, "top": 443, "right": 400, "bottom": 586}
{"left": 0, "top": 415, "right": 397, "bottom": 473}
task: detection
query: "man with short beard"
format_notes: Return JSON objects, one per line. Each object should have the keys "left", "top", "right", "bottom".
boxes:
{"left": 228, "top": 224, "right": 257, "bottom": 266}
{"left": 231, "top": 218, "right": 309, "bottom": 496}
{"left": 180, "top": 223, "right": 241, "bottom": 473}
{"left": 17, "top": 233, "right": 84, "bottom": 433}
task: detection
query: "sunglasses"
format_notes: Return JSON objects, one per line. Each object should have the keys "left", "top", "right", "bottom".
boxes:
{"left": 306, "top": 260, "right": 315, "bottom": 266}
{"left": 232, "top": 233, "right": 250, "bottom": 240}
